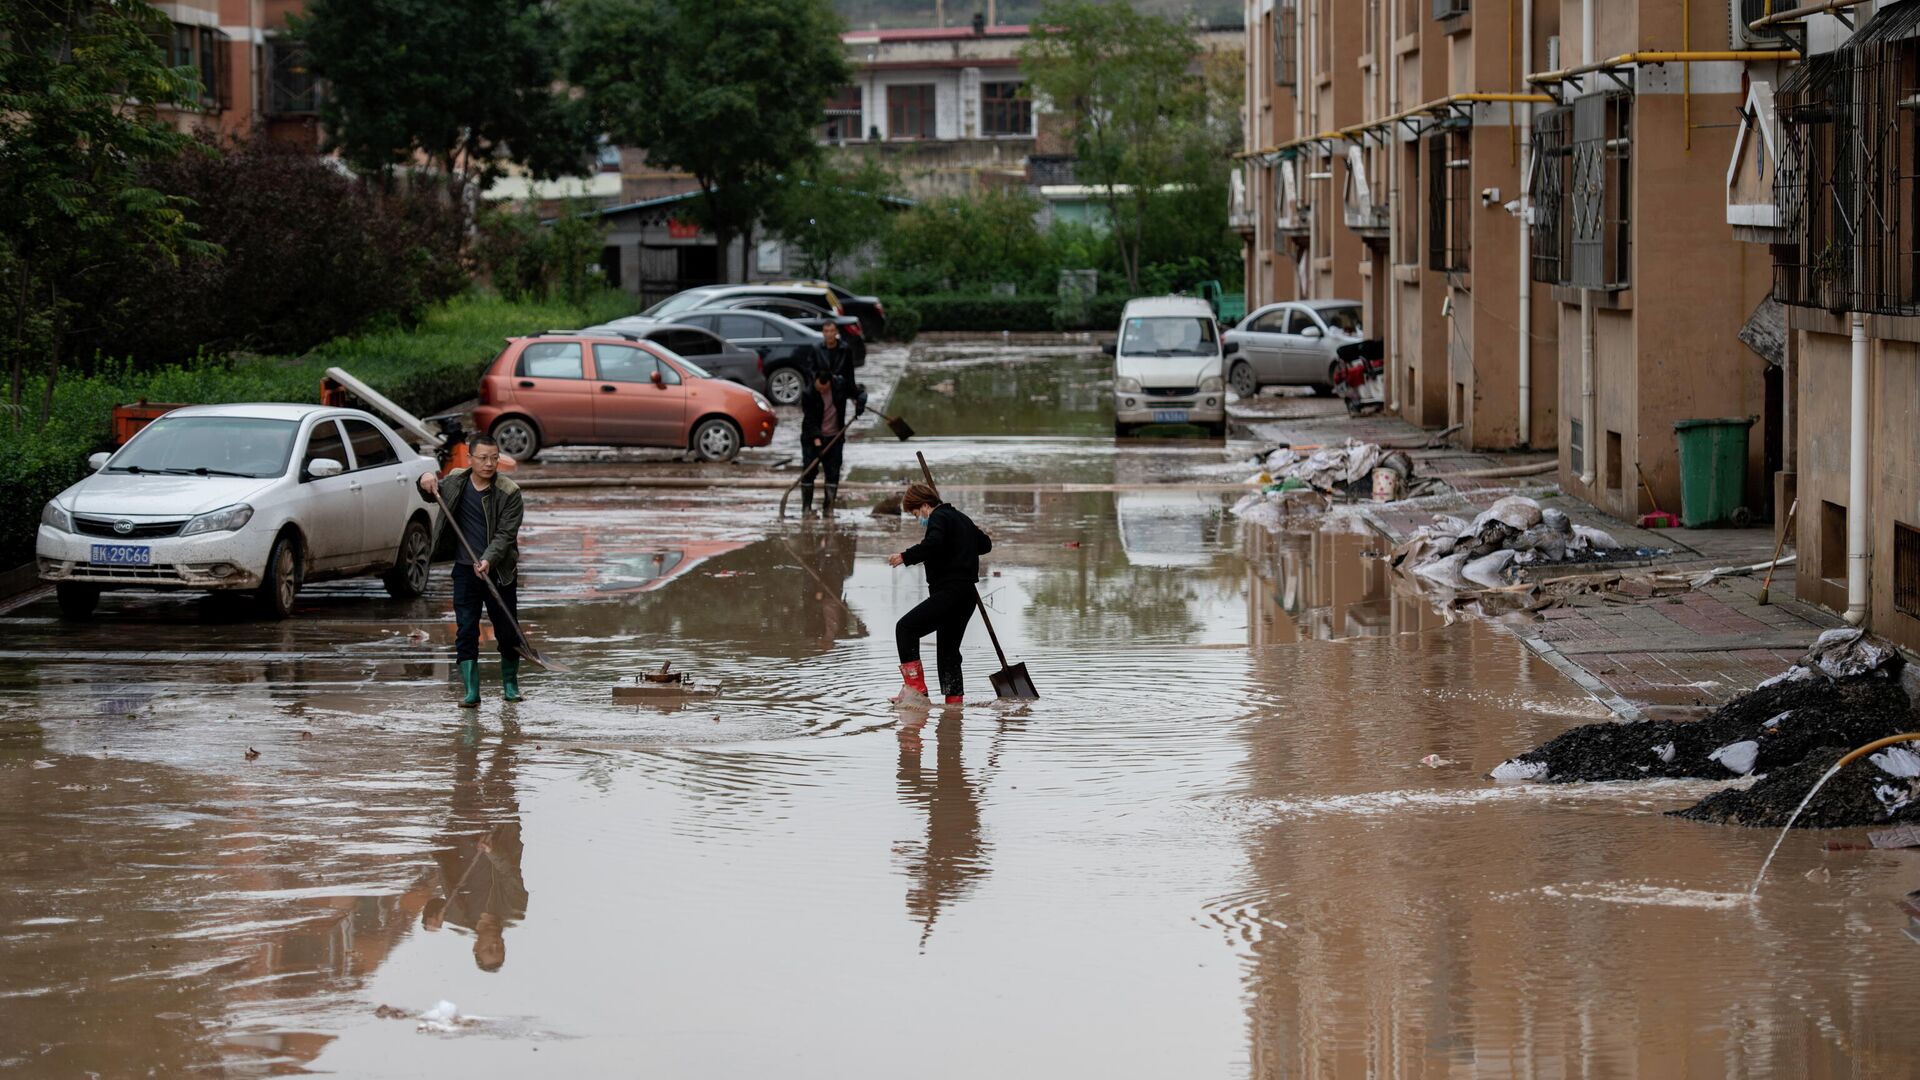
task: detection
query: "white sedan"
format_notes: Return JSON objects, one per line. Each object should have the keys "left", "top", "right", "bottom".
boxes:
{"left": 36, "top": 403, "right": 439, "bottom": 618}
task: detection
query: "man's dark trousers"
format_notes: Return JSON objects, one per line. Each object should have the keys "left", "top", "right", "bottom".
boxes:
{"left": 800, "top": 436, "right": 844, "bottom": 511}
{"left": 453, "top": 564, "right": 521, "bottom": 663}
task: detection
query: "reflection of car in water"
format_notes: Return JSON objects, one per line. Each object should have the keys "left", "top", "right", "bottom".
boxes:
{"left": 578, "top": 541, "right": 749, "bottom": 596}
{"left": 1114, "top": 490, "right": 1225, "bottom": 568}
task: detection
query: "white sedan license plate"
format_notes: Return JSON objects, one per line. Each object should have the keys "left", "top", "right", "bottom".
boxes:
{"left": 1151, "top": 409, "right": 1189, "bottom": 424}
{"left": 90, "top": 544, "right": 151, "bottom": 566}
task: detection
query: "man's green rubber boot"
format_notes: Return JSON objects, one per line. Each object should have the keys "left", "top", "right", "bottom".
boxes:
{"left": 458, "top": 660, "right": 481, "bottom": 707}
{"left": 501, "top": 657, "right": 522, "bottom": 702}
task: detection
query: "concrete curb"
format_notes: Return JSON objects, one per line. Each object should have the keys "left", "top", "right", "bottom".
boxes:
{"left": 1519, "top": 635, "right": 1649, "bottom": 723}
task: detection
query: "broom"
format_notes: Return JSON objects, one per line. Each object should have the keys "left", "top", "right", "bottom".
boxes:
{"left": 1759, "top": 498, "right": 1798, "bottom": 606}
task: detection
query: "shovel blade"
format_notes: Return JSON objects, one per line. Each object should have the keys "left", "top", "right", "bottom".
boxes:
{"left": 887, "top": 416, "right": 915, "bottom": 441}
{"left": 989, "top": 663, "right": 1038, "bottom": 700}
{"left": 516, "top": 644, "right": 572, "bottom": 674}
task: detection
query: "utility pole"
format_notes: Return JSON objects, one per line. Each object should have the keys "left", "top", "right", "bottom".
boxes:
{"left": 935, "top": 0, "right": 944, "bottom": 28}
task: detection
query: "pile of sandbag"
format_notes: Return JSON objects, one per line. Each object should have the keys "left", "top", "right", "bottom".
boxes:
{"left": 1390, "top": 495, "right": 1632, "bottom": 590}
{"left": 1257, "top": 442, "right": 1404, "bottom": 494}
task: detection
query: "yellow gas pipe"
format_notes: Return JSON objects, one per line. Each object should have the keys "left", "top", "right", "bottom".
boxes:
{"left": 1833, "top": 733, "right": 1920, "bottom": 773}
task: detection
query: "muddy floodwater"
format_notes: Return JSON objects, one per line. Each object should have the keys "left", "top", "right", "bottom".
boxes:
{"left": 4, "top": 350, "right": 1920, "bottom": 1076}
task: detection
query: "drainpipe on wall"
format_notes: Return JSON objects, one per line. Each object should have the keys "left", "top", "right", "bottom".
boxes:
{"left": 1577, "top": 0, "right": 1595, "bottom": 483}
{"left": 1579, "top": 291, "right": 1595, "bottom": 485}
{"left": 1846, "top": 311, "right": 1870, "bottom": 626}
{"left": 1517, "top": 0, "right": 1533, "bottom": 446}
{"left": 1386, "top": 0, "right": 1401, "bottom": 413}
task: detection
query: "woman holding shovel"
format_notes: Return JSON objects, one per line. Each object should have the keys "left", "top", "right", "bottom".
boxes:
{"left": 886, "top": 483, "right": 992, "bottom": 706}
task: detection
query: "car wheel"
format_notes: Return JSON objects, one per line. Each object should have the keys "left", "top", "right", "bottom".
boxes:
{"left": 1323, "top": 361, "right": 1345, "bottom": 395}
{"left": 256, "top": 532, "right": 301, "bottom": 619}
{"left": 767, "top": 366, "right": 805, "bottom": 406}
{"left": 56, "top": 582, "right": 99, "bottom": 619}
{"left": 491, "top": 416, "right": 540, "bottom": 462}
{"left": 382, "top": 518, "right": 432, "bottom": 599}
{"left": 1229, "top": 360, "right": 1257, "bottom": 399}
{"left": 691, "top": 417, "right": 743, "bottom": 462}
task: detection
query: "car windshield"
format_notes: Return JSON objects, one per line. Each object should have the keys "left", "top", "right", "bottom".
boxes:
{"left": 1319, "top": 304, "right": 1364, "bottom": 335}
{"left": 110, "top": 415, "right": 297, "bottom": 477}
{"left": 669, "top": 356, "right": 713, "bottom": 379}
{"left": 643, "top": 291, "right": 719, "bottom": 318}
{"left": 1119, "top": 316, "right": 1218, "bottom": 357}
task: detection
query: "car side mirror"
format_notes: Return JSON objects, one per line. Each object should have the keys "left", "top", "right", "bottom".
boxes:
{"left": 307, "top": 457, "right": 343, "bottom": 480}
{"left": 88, "top": 452, "right": 111, "bottom": 471}
{"left": 1223, "top": 341, "right": 1241, "bottom": 356}
{"left": 1301, "top": 326, "right": 1323, "bottom": 339}
{"left": 1101, "top": 342, "right": 1118, "bottom": 357}
{"left": 651, "top": 369, "right": 665, "bottom": 387}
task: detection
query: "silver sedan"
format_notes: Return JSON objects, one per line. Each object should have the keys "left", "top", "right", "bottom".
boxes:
{"left": 1222, "top": 299, "right": 1366, "bottom": 398}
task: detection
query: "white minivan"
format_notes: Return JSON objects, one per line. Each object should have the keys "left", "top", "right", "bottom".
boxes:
{"left": 1105, "top": 296, "right": 1226, "bottom": 439}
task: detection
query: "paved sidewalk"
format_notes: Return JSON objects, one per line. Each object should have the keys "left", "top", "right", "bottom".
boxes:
{"left": 1232, "top": 388, "right": 1842, "bottom": 719}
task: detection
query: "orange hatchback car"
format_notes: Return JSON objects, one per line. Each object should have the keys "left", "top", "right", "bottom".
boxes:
{"left": 472, "top": 333, "right": 778, "bottom": 462}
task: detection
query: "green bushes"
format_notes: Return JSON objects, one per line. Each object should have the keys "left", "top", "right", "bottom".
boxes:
{"left": 0, "top": 290, "right": 631, "bottom": 570}
{"left": 881, "top": 291, "right": 1133, "bottom": 333}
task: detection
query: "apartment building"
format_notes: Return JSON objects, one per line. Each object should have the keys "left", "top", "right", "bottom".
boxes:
{"left": 1241, "top": 0, "right": 1560, "bottom": 448}
{"left": 1532, "top": 3, "right": 1784, "bottom": 528}
{"left": 1747, "top": 0, "right": 1920, "bottom": 651}
{"left": 148, "top": 1, "right": 320, "bottom": 149}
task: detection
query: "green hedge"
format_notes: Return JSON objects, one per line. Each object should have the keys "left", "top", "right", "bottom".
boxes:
{"left": 882, "top": 291, "right": 1134, "bottom": 334}
{"left": 0, "top": 290, "right": 633, "bottom": 571}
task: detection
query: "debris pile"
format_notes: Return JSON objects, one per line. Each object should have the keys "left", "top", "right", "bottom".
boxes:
{"left": 1391, "top": 495, "right": 1649, "bottom": 591}
{"left": 1673, "top": 743, "right": 1920, "bottom": 828}
{"left": 1491, "top": 630, "right": 1914, "bottom": 822}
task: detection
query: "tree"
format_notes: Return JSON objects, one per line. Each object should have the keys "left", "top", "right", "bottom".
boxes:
{"left": 1021, "top": 1, "right": 1223, "bottom": 293}
{"left": 768, "top": 158, "right": 903, "bottom": 279}
{"left": 296, "top": 0, "right": 594, "bottom": 214}
{"left": 0, "top": 0, "right": 209, "bottom": 429}
{"left": 881, "top": 190, "right": 1055, "bottom": 292}
{"left": 568, "top": 0, "right": 850, "bottom": 282}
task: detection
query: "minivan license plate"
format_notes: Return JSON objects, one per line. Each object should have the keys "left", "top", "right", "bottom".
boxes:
{"left": 90, "top": 544, "right": 150, "bottom": 566}
{"left": 1151, "top": 409, "right": 1189, "bottom": 424}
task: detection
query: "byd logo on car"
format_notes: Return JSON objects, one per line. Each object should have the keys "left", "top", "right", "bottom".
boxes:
{"left": 113, "top": 520, "right": 135, "bottom": 535}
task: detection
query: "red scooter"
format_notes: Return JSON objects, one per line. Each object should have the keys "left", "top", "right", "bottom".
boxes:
{"left": 1334, "top": 339, "right": 1386, "bottom": 415}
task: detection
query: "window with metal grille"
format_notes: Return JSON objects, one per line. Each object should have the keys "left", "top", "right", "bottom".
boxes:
{"left": 1775, "top": 6, "right": 1920, "bottom": 315}
{"left": 266, "top": 39, "right": 317, "bottom": 116}
{"left": 1427, "top": 125, "right": 1470, "bottom": 273}
{"left": 1569, "top": 91, "right": 1631, "bottom": 290}
{"left": 980, "top": 82, "right": 1030, "bottom": 136}
{"left": 888, "top": 84, "right": 936, "bottom": 140}
{"left": 1432, "top": 0, "right": 1469, "bottom": 19}
{"left": 821, "top": 84, "right": 861, "bottom": 142}
{"left": 1275, "top": 2, "right": 1297, "bottom": 88}
{"left": 1897, "top": 522, "right": 1920, "bottom": 616}
{"left": 1529, "top": 104, "right": 1570, "bottom": 285}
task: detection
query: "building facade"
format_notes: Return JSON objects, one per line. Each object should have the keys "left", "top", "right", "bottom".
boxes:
{"left": 1241, "top": 0, "right": 1562, "bottom": 450}
{"left": 149, "top": 0, "right": 320, "bottom": 149}
{"left": 1745, "top": 0, "right": 1920, "bottom": 651}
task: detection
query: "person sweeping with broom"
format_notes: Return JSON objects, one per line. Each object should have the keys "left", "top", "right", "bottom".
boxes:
{"left": 419, "top": 434, "right": 525, "bottom": 706}
{"left": 886, "top": 483, "right": 991, "bottom": 706}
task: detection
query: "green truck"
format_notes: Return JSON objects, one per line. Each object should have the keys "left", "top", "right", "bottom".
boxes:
{"left": 1197, "top": 280, "right": 1245, "bottom": 327}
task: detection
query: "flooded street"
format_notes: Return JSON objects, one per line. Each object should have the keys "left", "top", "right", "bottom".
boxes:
{"left": 5, "top": 348, "right": 1919, "bottom": 1076}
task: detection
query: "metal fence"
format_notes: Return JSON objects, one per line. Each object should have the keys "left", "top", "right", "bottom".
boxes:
{"left": 1569, "top": 91, "right": 1632, "bottom": 291}
{"left": 1774, "top": 4, "right": 1920, "bottom": 315}
{"left": 1427, "top": 126, "right": 1471, "bottom": 273}
{"left": 1530, "top": 105, "right": 1571, "bottom": 285}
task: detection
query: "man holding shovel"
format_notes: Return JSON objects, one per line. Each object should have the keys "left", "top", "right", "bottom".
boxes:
{"left": 418, "top": 434, "right": 524, "bottom": 706}
{"left": 797, "top": 367, "right": 865, "bottom": 517}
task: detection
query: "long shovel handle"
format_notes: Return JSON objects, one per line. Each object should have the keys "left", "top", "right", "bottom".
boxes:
{"left": 915, "top": 452, "right": 1013, "bottom": 670}
{"left": 777, "top": 426, "right": 853, "bottom": 518}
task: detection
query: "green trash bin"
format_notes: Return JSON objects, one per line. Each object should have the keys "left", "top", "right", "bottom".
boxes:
{"left": 1672, "top": 417, "right": 1755, "bottom": 527}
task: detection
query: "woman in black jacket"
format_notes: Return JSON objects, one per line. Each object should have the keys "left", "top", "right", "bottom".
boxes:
{"left": 886, "top": 483, "right": 992, "bottom": 705}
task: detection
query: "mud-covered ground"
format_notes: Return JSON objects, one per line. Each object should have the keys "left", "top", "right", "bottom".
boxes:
{"left": 5, "top": 347, "right": 1920, "bottom": 1077}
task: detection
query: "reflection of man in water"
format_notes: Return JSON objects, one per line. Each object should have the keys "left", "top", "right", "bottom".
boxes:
{"left": 896, "top": 712, "right": 988, "bottom": 946}
{"left": 798, "top": 524, "right": 861, "bottom": 650}
{"left": 423, "top": 730, "right": 529, "bottom": 971}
